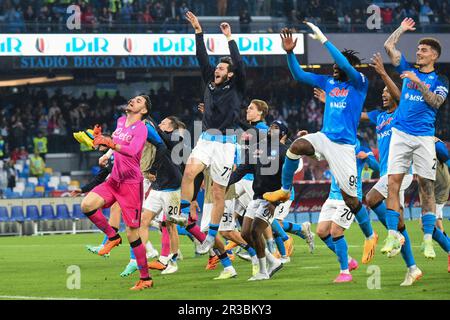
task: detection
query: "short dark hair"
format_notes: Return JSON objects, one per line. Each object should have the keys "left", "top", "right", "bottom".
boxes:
{"left": 418, "top": 38, "right": 442, "bottom": 58}
{"left": 139, "top": 94, "right": 151, "bottom": 116}
{"left": 341, "top": 49, "right": 362, "bottom": 66}
{"left": 219, "top": 56, "right": 234, "bottom": 72}
{"left": 167, "top": 116, "right": 186, "bottom": 130}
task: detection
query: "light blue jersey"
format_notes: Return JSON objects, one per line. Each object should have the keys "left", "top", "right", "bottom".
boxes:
{"left": 394, "top": 54, "right": 449, "bottom": 136}
{"left": 328, "top": 140, "right": 378, "bottom": 201}
{"left": 367, "top": 110, "right": 395, "bottom": 177}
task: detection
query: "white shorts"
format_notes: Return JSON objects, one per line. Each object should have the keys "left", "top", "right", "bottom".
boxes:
{"left": 318, "top": 198, "right": 355, "bottom": 230}
{"left": 201, "top": 200, "right": 236, "bottom": 232}
{"left": 388, "top": 128, "right": 436, "bottom": 181}
{"left": 372, "top": 174, "right": 413, "bottom": 208}
{"left": 274, "top": 200, "right": 293, "bottom": 221}
{"left": 436, "top": 203, "right": 445, "bottom": 220}
{"left": 189, "top": 136, "right": 236, "bottom": 186}
{"left": 142, "top": 189, "right": 181, "bottom": 219}
{"left": 235, "top": 179, "right": 254, "bottom": 216}
{"left": 302, "top": 132, "right": 357, "bottom": 197}
{"left": 245, "top": 199, "right": 275, "bottom": 225}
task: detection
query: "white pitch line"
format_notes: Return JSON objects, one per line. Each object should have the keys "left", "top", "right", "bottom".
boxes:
{"left": 0, "top": 295, "right": 100, "bottom": 300}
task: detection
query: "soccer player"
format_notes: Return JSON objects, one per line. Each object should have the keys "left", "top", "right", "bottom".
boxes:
{"left": 80, "top": 95, "right": 151, "bottom": 290}
{"left": 264, "top": 25, "right": 378, "bottom": 266}
{"left": 382, "top": 18, "right": 449, "bottom": 259}
{"left": 318, "top": 134, "right": 379, "bottom": 282}
{"left": 228, "top": 121, "right": 289, "bottom": 281}
{"left": 183, "top": 11, "right": 246, "bottom": 255}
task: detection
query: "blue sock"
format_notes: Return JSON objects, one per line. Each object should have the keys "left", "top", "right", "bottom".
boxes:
{"left": 206, "top": 223, "right": 219, "bottom": 242}
{"left": 180, "top": 199, "right": 190, "bottom": 214}
{"left": 275, "top": 236, "right": 287, "bottom": 256}
{"left": 171, "top": 253, "right": 178, "bottom": 263}
{"left": 282, "top": 155, "right": 299, "bottom": 191}
{"left": 101, "top": 234, "right": 108, "bottom": 246}
{"left": 225, "top": 240, "right": 233, "bottom": 255}
{"left": 242, "top": 244, "right": 257, "bottom": 257}
{"left": 432, "top": 227, "right": 450, "bottom": 253}
{"left": 371, "top": 201, "right": 387, "bottom": 228}
{"left": 399, "top": 227, "right": 415, "bottom": 268}
{"left": 130, "top": 246, "right": 136, "bottom": 260}
{"left": 177, "top": 225, "right": 189, "bottom": 236}
{"left": 333, "top": 235, "right": 349, "bottom": 271}
{"left": 218, "top": 252, "right": 232, "bottom": 268}
{"left": 386, "top": 209, "right": 400, "bottom": 231}
{"left": 321, "top": 234, "right": 336, "bottom": 253}
{"left": 422, "top": 213, "right": 436, "bottom": 236}
{"left": 271, "top": 220, "right": 289, "bottom": 241}
{"left": 354, "top": 204, "right": 373, "bottom": 238}
{"left": 282, "top": 221, "right": 306, "bottom": 239}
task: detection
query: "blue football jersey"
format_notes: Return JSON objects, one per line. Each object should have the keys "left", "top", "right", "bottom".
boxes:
{"left": 314, "top": 74, "right": 369, "bottom": 145}
{"left": 394, "top": 54, "right": 449, "bottom": 136}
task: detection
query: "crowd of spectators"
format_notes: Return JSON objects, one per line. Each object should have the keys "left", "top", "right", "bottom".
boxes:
{"left": 0, "top": 0, "right": 449, "bottom": 33}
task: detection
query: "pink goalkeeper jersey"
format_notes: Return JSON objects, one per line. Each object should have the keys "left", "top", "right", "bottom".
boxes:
{"left": 110, "top": 116, "right": 147, "bottom": 184}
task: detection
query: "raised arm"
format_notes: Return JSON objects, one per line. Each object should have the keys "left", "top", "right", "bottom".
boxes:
{"left": 222, "top": 22, "right": 246, "bottom": 93}
{"left": 281, "top": 28, "right": 327, "bottom": 88}
{"left": 186, "top": 11, "right": 214, "bottom": 82}
{"left": 304, "top": 22, "right": 363, "bottom": 87}
{"left": 384, "top": 18, "right": 416, "bottom": 67}
{"left": 370, "top": 52, "right": 401, "bottom": 102}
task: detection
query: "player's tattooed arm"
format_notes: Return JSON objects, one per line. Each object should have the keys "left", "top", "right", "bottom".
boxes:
{"left": 416, "top": 82, "right": 445, "bottom": 109}
{"left": 384, "top": 18, "right": 416, "bottom": 67}
{"left": 400, "top": 71, "right": 446, "bottom": 109}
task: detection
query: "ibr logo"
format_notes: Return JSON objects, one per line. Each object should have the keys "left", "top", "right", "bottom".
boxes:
{"left": 153, "top": 37, "right": 194, "bottom": 53}
{"left": 65, "top": 37, "right": 109, "bottom": 53}
{"left": 206, "top": 38, "right": 215, "bottom": 52}
{"left": 238, "top": 37, "right": 272, "bottom": 52}
{"left": 124, "top": 38, "right": 133, "bottom": 53}
{"left": 0, "top": 37, "right": 22, "bottom": 53}
{"left": 35, "top": 38, "right": 46, "bottom": 53}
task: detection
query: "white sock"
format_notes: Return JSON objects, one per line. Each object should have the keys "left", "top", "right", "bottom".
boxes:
{"left": 348, "top": 255, "right": 353, "bottom": 261}
{"left": 341, "top": 269, "right": 350, "bottom": 274}
{"left": 251, "top": 255, "right": 258, "bottom": 265}
{"left": 258, "top": 257, "right": 267, "bottom": 274}
{"left": 209, "top": 248, "right": 216, "bottom": 256}
{"left": 388, "top": 230, "right": 398, "bottom": 237}
{"left": 408, "top": 265, "right": 417, "bottom": 272}
{"left": 423, "top": 234, "right": 432, "bottom": 241}
{"left": 159, "top": 255, "right": 170, "bottom": 265}
{"left": 146, "top": 241, "right": 155, "bottom": 251}
{"left": 224, "top": 266, "right": 235, "bottom": 272}
{"left": 129, "top": 259, "right": 136, "bottom": 263}
{"left": 264, "top": 248, "right": 280, "bottom": 265}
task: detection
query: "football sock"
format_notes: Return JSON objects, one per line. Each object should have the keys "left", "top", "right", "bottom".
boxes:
{"left": 186, "top": 222, "right": 206, "bottom": 242}
{"left": 399, "top": 226, "right": 415, "bottom": 268}
{"left": 386, "top": 209, "right": 400, "bottom": 233}
{"left": 130, "top": 238, "right": 150, "bottom": 280}
{"left": 271, "top": 220, "right": 289, "bottom": 241}
{"left": 218, "top": 252, "right": 232, "bottom": 268}
{"left": 84, "top": 209, "right": 117, "bottom": 239}
{"left": 258, "top": 257, "right": 268, "bottom": 274}
{"left": 333, "top": 235, "right": 349, "bottom": 272}
{"left": 321, "top": 234, "right": 336, "bottom": 253}
{"left": 281, "top": 151, "right": 301, "bottom": 191}
{"left": 266, "top": 238, "right": 276, "bottom": 254}
{"left": 207, "top": 223, "right": 220, "bottom": 240}
{"left": 283, "top": 221, "right": 305, "bottom": 239}
{"left": 180, "top": 199, "right": 191, "bottom": 214}
{"left": 422, "top": 213, "right": 436, "bottom": 240}
{"left": 274, "top": 236, "right": 287, "bottom": 256}
{"left": 101, "top": 227, "right": 118, "bottom": 245}
{"left": 371, "top": 201, "right": 387, "bottom": 228}
{"left": 354, "top": 203, "right": 373, "bottom": 239}
{"left": 432, "top": 227, "right": 450, "bottom": 253}
{"left": 129, "top": 246, "right": 136, "bottom": 260}
{"left": 161, "top": 226, "right": 171, "bottom": 257}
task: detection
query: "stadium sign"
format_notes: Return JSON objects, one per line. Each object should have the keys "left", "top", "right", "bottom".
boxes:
{"left": 0, "top": 34, "right": 304, "bottom": 56}
{"left": 17, "top": 55, "right": 264, "bottom": 69}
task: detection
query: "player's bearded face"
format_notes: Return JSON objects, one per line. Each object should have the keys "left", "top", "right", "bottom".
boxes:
{"left": 214, "top": 63, "right": 231, "bottom": 85}
{"left": 126, "top": 96, "right": 147, "bottom": 115}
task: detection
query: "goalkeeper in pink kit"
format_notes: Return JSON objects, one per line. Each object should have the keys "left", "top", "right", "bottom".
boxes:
{"left": 80, "top": 95, "right": 152, "bottom": 291}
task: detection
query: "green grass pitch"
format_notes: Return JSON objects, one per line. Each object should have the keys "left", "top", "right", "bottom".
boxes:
{"left": 0, "top": 220, "right": 449, "bottom": 300}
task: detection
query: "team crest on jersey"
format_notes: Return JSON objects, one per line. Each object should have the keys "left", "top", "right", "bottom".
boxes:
{"left": 270, "top": 150, "right": 278, "bottom": 157}
{"left": 329, "top": 87, "right": 349, "bottom": 98}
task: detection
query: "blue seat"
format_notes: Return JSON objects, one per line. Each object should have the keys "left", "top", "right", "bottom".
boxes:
{"left": 56, "top": 204, "right": 71, "bottom": 220}
{"left": 34, "top": 191, "right": 44, "bottom": 198}
{"left": 72, "top": 204, "right": 85, "bottom": 219}
{"left": 22, "top": 190, "right": 35, "bottom": 198}
{"left": 0, "top": 206, "right": 9, "bottom": 222}
{"left": 26, "top": 205, "right": 40, "bottom": 221}
{"left": 58, "top": 184, "right": 69, "bottom": 191}
{"left": 9, "top": 192, "right": 21, "bottom": 199}
{"left": 10, "top": 206, "right": 25, "bottom": 222}
{"left": 41, "top": 205, "right": 55, "bottom": 220}
{"left": 103, "top": 207, "right": 111, "bottom": 219}
{"left": 4, "top": 188, "right": 14, "bottom": 198}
